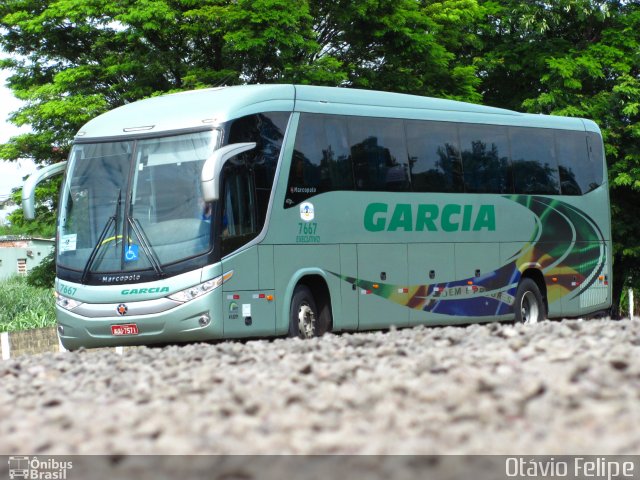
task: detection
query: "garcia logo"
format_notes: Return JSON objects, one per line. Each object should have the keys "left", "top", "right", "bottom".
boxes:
{"left": 364, "top": 203, "right": 496, "bottom": 232}
{"left": 121, "top": 287, "right": 170, "bottom": 295}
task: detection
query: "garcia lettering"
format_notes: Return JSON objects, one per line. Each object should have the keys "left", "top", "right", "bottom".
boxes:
{"left": 364, "top": 203, "right": 496, "bottom": 232}
{"left": 121, "top": 287, "right": 170, "bottom": 295}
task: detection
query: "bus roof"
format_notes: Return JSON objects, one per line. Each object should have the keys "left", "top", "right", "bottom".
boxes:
{"left": 75, "top": 84, "right": 592, "bottom": 140}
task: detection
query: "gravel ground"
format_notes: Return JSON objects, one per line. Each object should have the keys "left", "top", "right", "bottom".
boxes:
{"left": 1, "top": 318, "right": 639, "bottom": 460}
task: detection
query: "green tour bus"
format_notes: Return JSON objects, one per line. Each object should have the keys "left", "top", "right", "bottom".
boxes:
{"left": 23, "top": 84, "right": 612, "bottom": 350}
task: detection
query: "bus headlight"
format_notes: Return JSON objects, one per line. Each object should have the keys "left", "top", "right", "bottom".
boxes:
{"left": 55, "top": 292, "right": 83, "bottom": 311}
{"left": 168, "top": 270, "right": 233, "bottom": 303}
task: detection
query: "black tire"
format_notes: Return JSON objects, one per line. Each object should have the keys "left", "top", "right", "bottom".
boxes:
{"left": 289, "top": 285, "right": 319, "bottom": 339}
{"left": 514, "top": 278, "right": 545, "bottom": 324}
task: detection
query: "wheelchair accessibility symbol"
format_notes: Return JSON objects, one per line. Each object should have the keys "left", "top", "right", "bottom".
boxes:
{"left": 124, "top": 244, "right": 139, "bottom": 262}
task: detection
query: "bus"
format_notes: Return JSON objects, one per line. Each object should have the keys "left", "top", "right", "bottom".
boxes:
{"left": 22, "top": 85, "right": 612, "bottom": 350}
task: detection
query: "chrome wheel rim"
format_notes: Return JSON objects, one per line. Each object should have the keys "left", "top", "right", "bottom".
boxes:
{"left": 520, "top": 291, "right": 539, "bottom": 324}
{"left": 298, "top": 303, "right": 316, "bottom": 338}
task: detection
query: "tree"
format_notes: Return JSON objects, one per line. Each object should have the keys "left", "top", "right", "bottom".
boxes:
{"left": 308, "top": 0, "right": 482, "bottom": 100}
{"left": 0, "top": 0, "right": 483, "bottom": 161}
{"left": 0, "top": 177, "right": 59, "bottom": 238}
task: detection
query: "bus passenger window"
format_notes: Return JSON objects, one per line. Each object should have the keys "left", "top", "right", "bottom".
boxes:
{"left": 510, "top": 127, "right": 560, "bottom": 195}
{"left": 555, "top": 131, "right": 588, "bottom": 195}
{"left": 227, "top": 112, "right": 289, "bottom": 227}
{"left": 220, "top": 163, "right": 259, "bottom": 256}
{"left": 285, "top": 113, "right": 353, "bottom": 207}
{"left": 406, "top": 120, "right": 463, "bottom": 193}
{"left": 586, "top": 132, "right": 604, "bottom": 190}
{"left": 459, "top": 124, "right": 512, "bottom": 194}
{"left": 556, "top": 130, "right": 603, "bottom": 195}
{"left": 348, "top": 117, "right": 409, "bottom": 192}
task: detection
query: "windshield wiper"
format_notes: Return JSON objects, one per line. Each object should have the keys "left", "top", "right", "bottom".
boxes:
{"left": 125, "top": 190, "right": 164, "bottom": 278}
{"left": 127, "top": 216, "right": 165, "bottom": 278}
{"left": 81, "top": 189, "right": 121, "bottom": 284}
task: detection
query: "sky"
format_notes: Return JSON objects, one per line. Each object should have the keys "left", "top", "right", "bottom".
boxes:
{"left": 0, "top": 67, "right": 36, "bottom": 202}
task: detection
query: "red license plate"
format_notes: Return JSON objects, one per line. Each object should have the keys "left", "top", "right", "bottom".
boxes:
{"left": 111, "top": 323, "right": 139, "bottom": 336}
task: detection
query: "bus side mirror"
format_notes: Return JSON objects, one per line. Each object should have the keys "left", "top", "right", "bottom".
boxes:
{"left": 22, "top": 161, "right": 68, "bottom": 220}
{"left": 201, "top": 142, "right": 256, "bottom": 202}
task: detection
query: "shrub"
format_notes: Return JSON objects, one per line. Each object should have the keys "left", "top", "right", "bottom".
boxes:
{"left": 0, "top": 276, "right": 56, "bottom": 332}
{"left": 27, "top": 249, "right": 56, "bottom": 288}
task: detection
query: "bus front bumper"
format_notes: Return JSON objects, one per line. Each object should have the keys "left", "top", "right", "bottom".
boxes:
{"left": 56, "top": 291, "right": 223, "bottom": 350}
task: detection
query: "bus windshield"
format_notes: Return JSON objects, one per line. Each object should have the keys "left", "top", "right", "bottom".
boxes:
{"left": 57, "top": 130, "right": 219, "bottom": 275}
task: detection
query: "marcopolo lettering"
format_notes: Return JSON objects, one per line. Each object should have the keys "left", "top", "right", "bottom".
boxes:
{"left": 364, "top": 203, "right": 496, "bottom": 232}
{"left": 121, "top": 287, "right": 170, "bottom": 295}
{"left": 101, "top": 274, "right": 141, "bottom": 283}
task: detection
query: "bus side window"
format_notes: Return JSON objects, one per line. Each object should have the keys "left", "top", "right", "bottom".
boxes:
{"left": 556, "top": 130, "right": 588, "bottom": 195}
{"left": 227, "top": 112, "right": 289, "bottom": 227}
{"left": 348, "top": 117, "right": 410, "bottom": 192}
{"left": 510, "top": 127, "right": 560, "bottom": 195}
{"left": 220, "top": 162, "right": 259, "bottom": 257}
{"left": 406, "top": 120, "right": 463, "bottom": 193}
{"left": 586, "top": 132, "right": 605, "bottom": 191}
{"left": 285, "top": 113, "right": 353, "bottom": 207}
{"left": 324, "top": 116, "right": 353, "bottom": 189}
{"left": 459, "top": 124, "right": 512, "bottom": 194}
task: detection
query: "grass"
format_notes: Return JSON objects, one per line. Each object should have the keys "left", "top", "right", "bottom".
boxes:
{"left": 0, "top": 276, "right": 56, "bottom": 332}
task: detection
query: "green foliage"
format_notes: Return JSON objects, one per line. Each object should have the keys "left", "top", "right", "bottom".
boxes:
{"left": 305, "top": 0, "right": 482, "bottom": 100}
{"left": 0, "top": 276, "right": 56, "bottom": 332}
{"left": 0, "top": 0, "right": 484, "bottom": 167}
{"left": 26, "top": 249, "right": 56, "bottom": 288}
{"left": 0, "top": 176, "right": 60, "bottom": 238}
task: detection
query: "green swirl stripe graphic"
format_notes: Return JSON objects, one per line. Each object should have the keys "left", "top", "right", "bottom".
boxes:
{"left": 508, "top": 195, "right": 606, "bottom": 300}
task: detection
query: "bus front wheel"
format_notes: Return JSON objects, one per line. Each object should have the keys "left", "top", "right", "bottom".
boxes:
{"left": 514, "top": 278, "right": 545, "bottom": 324}
{"left": 289, "top": 285, "right": 318, "bottom": 339}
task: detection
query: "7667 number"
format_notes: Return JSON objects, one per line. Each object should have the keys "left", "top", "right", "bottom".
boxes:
{"left": 298, "top": 222, "right": 317, "bottom": 235}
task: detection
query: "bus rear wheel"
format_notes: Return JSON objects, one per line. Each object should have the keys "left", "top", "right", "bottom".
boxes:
{"left": 289, "top": 285, "right": 319, "bottom": 339}
{"left": 514, "top": 278, "right": 545, "bottom": 324}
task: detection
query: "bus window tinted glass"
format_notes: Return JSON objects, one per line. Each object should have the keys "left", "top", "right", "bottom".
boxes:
{"left": 286, "top": 114, "right": 353, "bottom": 207}
{"left": 220, "top": 161, "right": 259, "bottom": 257}
{"left": 459, "top": 124, "right": 512, "bottom": 193}
{"left": 510, "top": 127, "right": 560, "bottom": 194}
{"left": 556, "top": 130, "right": 592, "bottom": 195}
{"left": 587, "top": 132, "right": 604, "bottom": 191}
{"left": 349, "top": 117, "right": 409, "bottom": 191}
{"left": 228, "top": 112, "right": 289, "bottom": 225}
{"left": 406, "top": 121, "right": 462, "bottom": 193}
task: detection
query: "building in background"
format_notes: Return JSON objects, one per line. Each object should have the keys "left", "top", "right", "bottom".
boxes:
{"left": 0, "top": 236, "right": 54, "bottom": 280}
